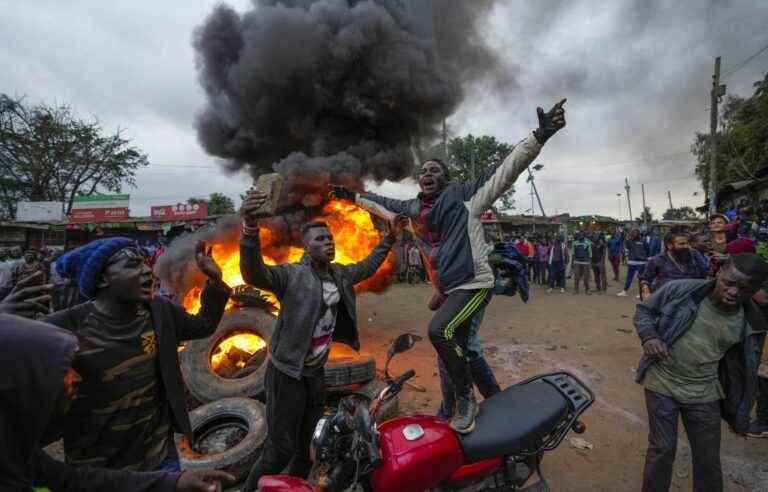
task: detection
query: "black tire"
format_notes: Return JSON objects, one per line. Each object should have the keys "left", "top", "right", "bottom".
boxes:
{"left": 176, "top": 397, "right": 267, "bottom": 483}
{"left": 324, "top": 342, "right": 376, "bottom": 388}
{"left": 327, "top": 379, "right": 400, "bottom": 423}
{"left": 181, "top": 307, "right": 276, "bottom": 403}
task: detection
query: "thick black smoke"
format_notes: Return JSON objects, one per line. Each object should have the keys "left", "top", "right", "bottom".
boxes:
{"left": 193, "top": 0, "right": 502, "bottom": 204}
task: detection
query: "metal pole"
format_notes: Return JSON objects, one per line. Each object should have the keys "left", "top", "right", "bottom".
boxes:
{"left": 617, "top": 193, "right": 622, "bottom": 221}
{"left": 624, "top": 178, "right": 633, "bottom": 221}
{"left": 531, "top": 184, "right": 536, "bottom": 234}
{"left": 667, "top": 190, "right": 674, "bottom": 210}
{"left": 527, "top": 168, "right": 547, "bottom": 217}
{"left": 708, "top": 56, "right": 722, "bottom": 215}
{"left": 641, "top": 184, "right": 648, "bottom": 227}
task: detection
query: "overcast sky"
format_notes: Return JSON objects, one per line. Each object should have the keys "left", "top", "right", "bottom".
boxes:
{"left": 1, "top": 0, "right": 767, "bottom": 219}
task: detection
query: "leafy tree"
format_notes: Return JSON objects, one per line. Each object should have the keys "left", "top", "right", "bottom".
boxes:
{"left": 662, "top": 206, "right": 698, "bottom": 220}
{"left": 188, "top": 193, "right": 235, "bottom": 215}
{"left": 692, "top": 74, "right": 768, "bottom": 199}
{"left": 0, "top": 95, "right": 148, "bottom": 218}
{"left": 442, "top": 134, "right": 515, "bottom": 210}
{"left": 636, "top": 206, "right": 654, "bottom": 223}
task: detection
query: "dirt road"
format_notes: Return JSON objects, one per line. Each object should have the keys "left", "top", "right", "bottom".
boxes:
{"left": 356, "top": 280, "right": 768, "bottom": 492}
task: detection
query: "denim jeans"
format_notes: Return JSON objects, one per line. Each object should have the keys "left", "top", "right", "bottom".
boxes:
{"left": 624, "top": 263, "right": 646, "bottom": 292}
{"left": 548, "top": 261, "right": 565, "bottom": 289}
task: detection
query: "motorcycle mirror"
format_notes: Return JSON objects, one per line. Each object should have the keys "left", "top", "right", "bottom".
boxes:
{"left": 385, "top": 333, "right": 422, "bottom": 382}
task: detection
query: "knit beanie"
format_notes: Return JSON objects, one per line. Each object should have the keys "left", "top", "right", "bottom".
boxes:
{"left": 56, "top": 237, "right": 135, "bottom": 298}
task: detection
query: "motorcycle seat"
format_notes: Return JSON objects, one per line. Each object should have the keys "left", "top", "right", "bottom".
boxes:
{"left": 459, "top": 380, "right": 569, "bottom": 462}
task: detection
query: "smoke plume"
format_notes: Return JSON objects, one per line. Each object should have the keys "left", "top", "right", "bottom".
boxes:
{"left": 193, "top": 0, "right": 504, "bottom": 205}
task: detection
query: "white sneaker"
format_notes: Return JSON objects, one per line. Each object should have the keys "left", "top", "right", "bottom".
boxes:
{"left": 559, "top": 288, "right": 565, "bottom": 293}
{"left": 546, "top": 289, "right": 553, "bottom": 294}
{"left": 617, "top": 291, "right": 628, "bottom": 297}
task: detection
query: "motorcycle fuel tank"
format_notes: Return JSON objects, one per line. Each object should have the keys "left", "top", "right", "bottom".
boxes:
{"left": 370, "top": 415, "right": 465, "bottom": 492}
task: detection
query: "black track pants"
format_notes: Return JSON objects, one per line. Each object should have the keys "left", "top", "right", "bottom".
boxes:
{"left": 428, "top": 289, "right": 491, "bottom": 400}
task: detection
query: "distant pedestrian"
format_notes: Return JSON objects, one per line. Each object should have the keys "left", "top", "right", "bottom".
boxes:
{"left": 547, "top": 235, "right": 569, "bottom": 293}
{"left": 607, "top": 232, "right": 623, "bottom": 281}
{"left": 591, "top": 234, "right": 608, "bottom": 292}
{"left": 618, "top": 229, "right": 649, "bottom": 297}
{"left": 571, "top": 231, "right": 592, "bottom": 294}
{"left": 536, "top": 239, "right": 551, "bottom": 285}
{"left": 407, "top": 244, "right": 424, "bottom": 284}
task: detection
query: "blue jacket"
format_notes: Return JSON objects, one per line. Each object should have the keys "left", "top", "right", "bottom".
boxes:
{"left": 489, "top": 243, "right": 530, "bottom": 302}
{"left": 633, "top": 279, "right": 767, "bottom": 433}
{"left": 607, "top": 237, "right": 622, "bottom": 257}
{"left": 355, "top": 134, "right": 542, "bottom": 293}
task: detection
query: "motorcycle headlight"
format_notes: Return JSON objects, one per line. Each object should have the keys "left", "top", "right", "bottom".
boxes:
{"left": 310, "top": 417, "right": 329, "bottom": 463}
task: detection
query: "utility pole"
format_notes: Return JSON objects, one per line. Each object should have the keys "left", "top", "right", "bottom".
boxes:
{"left": 708, "top": 56, "right": 726, "bottom": 215}
{"left": 641, "top": 184, "right": 648, "bottom": 227}
{"left": 442, "top": 118, "right": 448, "bottom": 164}
{"left": 531, "top": 185, "right": 536, "bottom": 234}
{"left": 624, "top": 178, "right": 633, "bottom": 222}
{"left": 527, "top": 168, "right": 547, "bottom": 217}
{"left": 617, "top": 193, "right": 623, "bottom": 221}
{"left": 667, "top": 190, "right": 674, "bottom": 210}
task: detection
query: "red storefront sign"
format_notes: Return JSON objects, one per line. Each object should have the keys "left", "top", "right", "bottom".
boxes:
{"left": 68, "top": 207, "right": 130, "bottom": 223}
{"left": 150, "top": 202, "right": 208, "bottom": 221}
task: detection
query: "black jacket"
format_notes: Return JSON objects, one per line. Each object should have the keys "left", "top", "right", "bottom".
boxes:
{"left": 240, "top": 232, "right": 395, "bottom": 379}
{"left": 0, "top": 314, "right": 179, "bottom": 491}
{"left": 44, "top": 280, "right": 230, "bottom": 441}
{"left": 633, "top": 279, "right": 767, "bottom": 433}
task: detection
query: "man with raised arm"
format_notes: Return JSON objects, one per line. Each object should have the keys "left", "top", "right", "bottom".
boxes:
{"left": 332, "top": 99, "right": 567, "bottom": 433}
{"left": 239, "top": 191, "right": 407, "bottom": 491}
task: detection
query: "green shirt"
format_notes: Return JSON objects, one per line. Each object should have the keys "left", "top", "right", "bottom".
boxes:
{"left": 644, "top": 296, "right": 744, "bottom": 403}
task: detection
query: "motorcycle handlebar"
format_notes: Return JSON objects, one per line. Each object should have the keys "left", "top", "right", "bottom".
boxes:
{"left": 394, "top": 369, "right": 416, "bottom": 387}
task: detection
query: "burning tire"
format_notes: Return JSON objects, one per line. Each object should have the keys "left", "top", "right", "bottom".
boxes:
{"left": 181, "top": 307, "right": 276, "bottom": 403}
{"left": 176, "top": 397, "right": 266, "bottom": 483}
{"left": 326, "top": 379, "right": 399, "bottom": 424}
{"left": 324, "top": 342, "right": 376, "bottom": 388}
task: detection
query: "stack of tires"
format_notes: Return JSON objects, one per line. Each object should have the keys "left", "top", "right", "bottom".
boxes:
{"left": 177, "top": 306, "right": 399, "bottom": 485}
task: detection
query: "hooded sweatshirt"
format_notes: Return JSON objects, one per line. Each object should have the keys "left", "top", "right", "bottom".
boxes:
{"left": 0, "top": 315, "right": 179, "bottom": 491}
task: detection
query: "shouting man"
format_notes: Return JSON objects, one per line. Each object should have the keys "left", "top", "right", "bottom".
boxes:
{"left": 633, "top": 254, "right": 768, "bottom": 492}
{"left": 239, "top": 190, "right": 406, "bottom": 490}
{"left": 42, "top": 238, "right": 231, "bottom": 472}
{"left": 0, "top": 314, "right": 234, "bottom": 492}
{"left": 332, "top": 99, "right": 567, "bottom": 432}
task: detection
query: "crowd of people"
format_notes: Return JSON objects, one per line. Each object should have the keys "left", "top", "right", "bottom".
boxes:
{"left": 0, "top": 97, "right": 765, "bottom": 492}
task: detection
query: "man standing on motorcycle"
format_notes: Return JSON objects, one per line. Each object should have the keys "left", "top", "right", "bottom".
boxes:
{"left": 634, "top": 254, "right": 768, "bottom": 492}
{"left": 332, "top": 99, "right": 567, "bottom": 433}
{"left": 239, "top": 192, "right": 407, "bottom": 490}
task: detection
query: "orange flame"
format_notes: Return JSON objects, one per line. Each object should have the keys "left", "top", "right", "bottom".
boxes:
{"left": 182, "top": 200, "right": 395, "bottom": 314}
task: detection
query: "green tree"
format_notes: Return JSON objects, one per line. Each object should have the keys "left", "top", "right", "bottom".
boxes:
{"left": 0, "top": 95, "right": 148, "bottom": 218}
{"left": 188, "top": 193, "right": 235, "bottom": 215}
{"left": 662, "top": 206, "right": 698, "bottom": 220}
{"left": 636, "top": 206, "right": 654, "bottom": 223}
{"left": 443, "top": 134, "right": 515, "bottom": 210}
{"left": 692, "top": 75, "right": 768, "bottom": 199}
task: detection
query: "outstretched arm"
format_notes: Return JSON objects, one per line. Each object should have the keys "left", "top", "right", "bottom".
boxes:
{"left": 466, "top": 99, "right": 566, "bottom": 215}
{"left": 239, "top": 190, "right": 290, "bottom": 296}
{"left": 331, "top": 186, "right": 414, "bottom": 222}
{"left": 343, "top": 215, "right": 408, "bottom": 284}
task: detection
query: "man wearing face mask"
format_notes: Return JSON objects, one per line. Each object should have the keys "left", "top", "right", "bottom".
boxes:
{"left": 331, "top": 99, "right": 567, "bottom": 433}
{"left": 640, "top": 232, "right": 707, "bottom": 298}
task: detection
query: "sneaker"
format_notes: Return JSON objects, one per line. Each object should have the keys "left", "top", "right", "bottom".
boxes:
{"left": 747, "top": 421, "right": 768, "bottom": 438}
{"left": 546, "top": 288, "right": 553, "bottom": 294}
{"left": 617, "top": 291, "right": 628, "bottom": 297}
{"left": 450, "top": 392, "right": 478, "bottom": 434}
{"left": 559, "top": 288, "right": 565, "bottom": 293}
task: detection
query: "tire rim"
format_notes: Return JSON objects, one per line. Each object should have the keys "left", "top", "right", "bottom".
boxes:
{"left": 208, "top": 328, "right": 268, "bottom": 379}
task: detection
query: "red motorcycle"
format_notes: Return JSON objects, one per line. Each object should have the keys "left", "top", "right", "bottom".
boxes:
{"left": 259, "top": 334, "right": 594, "bottom": 492}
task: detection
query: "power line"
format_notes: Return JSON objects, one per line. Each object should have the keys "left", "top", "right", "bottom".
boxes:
{"left": 722, "top": 42, "right": 768, "bottom": 78}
